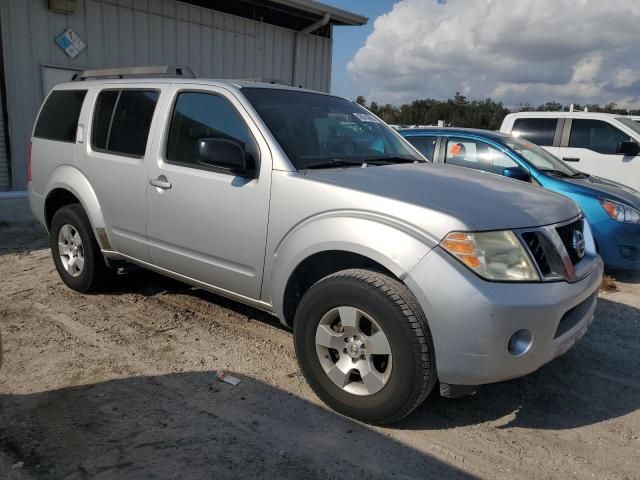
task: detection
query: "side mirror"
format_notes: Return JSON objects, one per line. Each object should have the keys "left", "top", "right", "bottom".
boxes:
{"left": 503, "top": 166, "right": 531, "bottom": 182}
{"left": 617, "top": 141, "right": 640, "bottom": 156}
{"left": 197, "top": 138, "right": 252, "bottom": 175}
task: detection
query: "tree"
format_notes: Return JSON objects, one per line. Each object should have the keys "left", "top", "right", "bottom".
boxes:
{"left": 352, "top": 94, "right": 639, "bottom": 129}
{"left": 355, "top": 95, "right": 367, "bottom": 107}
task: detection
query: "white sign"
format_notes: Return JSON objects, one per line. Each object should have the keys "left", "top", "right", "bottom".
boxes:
{"left": 55, "top": 28, "right": 86, "bottom": 59}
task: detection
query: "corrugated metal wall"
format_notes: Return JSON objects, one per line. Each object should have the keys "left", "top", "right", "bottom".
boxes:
{"left": 0, "top": 0, "right": 333, "bottom": 190}
{"left": 0, "top": 80, "right": 9, "bottom": 190}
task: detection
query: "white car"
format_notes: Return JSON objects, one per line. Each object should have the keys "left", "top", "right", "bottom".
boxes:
{"left": 501, "top": 112, "right": 640, "bottom": 191}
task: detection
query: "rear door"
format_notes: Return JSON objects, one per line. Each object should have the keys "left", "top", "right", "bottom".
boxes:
{"left": 77, "top": 85, "right": 163, "bottom": 261}
{"left": 560, "top": 118, "right": 639, "bottom": 189}
{"left": 510, "top": 117, "right": 561, "bottom": 158}
{"left": 145, "top": 84, "right": 271, "bottom": 299}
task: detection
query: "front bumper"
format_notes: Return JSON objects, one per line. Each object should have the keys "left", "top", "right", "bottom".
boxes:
{"left": 591, "top": 218, "right": 640, "bottom": 272}
{"left": 405, "top": 246, "right": 604, "bottom": 386}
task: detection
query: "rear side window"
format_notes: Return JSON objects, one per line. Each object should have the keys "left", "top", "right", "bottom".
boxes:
{"left": 568, "top": 119, "right": 631, "bottom": 154}
{"left": 91, "top": 90, "right": 159, "bottom": 157}
{"left": 405, "top": 136, "right": 437, "bottom": 160}
{"left": 34, "top": 90, "right": 87, "bottom": 142}
{"left": 512, "top": 118, "right": 557, "bottom": 146}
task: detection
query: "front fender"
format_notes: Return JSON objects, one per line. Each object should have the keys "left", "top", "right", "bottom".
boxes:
{"left": 266, "top": 212, "right": 436, "bottom": 323}
{"left": 43, "top": 165, "right": 110, "bottom": 249}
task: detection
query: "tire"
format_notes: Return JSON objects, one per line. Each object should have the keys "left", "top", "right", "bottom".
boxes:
{"left": 293, "top": 268, "right": 437, "bottom": 425}
{"left": 50, "top": 203, "right": 109, "bottom": 293}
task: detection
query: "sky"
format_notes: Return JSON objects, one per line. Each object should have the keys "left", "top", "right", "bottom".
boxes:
{"left": 324, "top": 0, "right": 640, "bottom": 108}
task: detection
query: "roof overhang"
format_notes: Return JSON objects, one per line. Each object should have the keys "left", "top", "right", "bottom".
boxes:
{"left": 182, "top": 0, "right": 367, "bottom": 34}
{"left": 270, "top": 0, "right": 368, "bottom": 26}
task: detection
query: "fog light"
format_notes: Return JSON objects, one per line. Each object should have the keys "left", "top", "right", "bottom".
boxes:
{"left": 507, "top": 329, "right": 533, "bottom": 357}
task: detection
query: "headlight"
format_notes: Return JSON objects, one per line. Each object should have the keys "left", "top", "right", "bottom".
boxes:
{"left": 441, "top": 231, "right": 540, "bottom": 281}
{"left": 600, "top": 199, "right": 640, "bottom": 224}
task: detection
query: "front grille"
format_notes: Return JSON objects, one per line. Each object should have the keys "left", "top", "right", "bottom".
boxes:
{"left": 517, "top": 215, "right": 596, "bottom": 282}
{"left": 555, "top": 220, "right": 584, "bottom": 265}
{"left": 522, "top": 232, "right": 551, "bottom": 276}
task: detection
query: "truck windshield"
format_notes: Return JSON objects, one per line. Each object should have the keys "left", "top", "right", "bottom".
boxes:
{"left": 506, "top": 137, "right": 579, "bottom": 177}
{"left": 616, "top": 117, "right": 640, "bottom": 135}
{"left": 242, "top": 88, "right": 424, "bottom": 170}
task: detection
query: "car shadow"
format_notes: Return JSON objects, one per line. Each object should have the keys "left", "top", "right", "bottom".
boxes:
{"left": 607, "top": 269, "right": 640, "bottom": 284}
{"left": 398, "top": 297, "right": 640, "bottom": 431}
{"left": 103, "top": 270, "right": 640, "bottom": 433}
{"left": 105, "top": 266, "right": 285, "bottom": 329}
{"left": 0, "top": 372, "right": 475, "bottom": 480}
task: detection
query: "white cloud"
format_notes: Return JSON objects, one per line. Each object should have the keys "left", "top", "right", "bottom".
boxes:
{"left": 348, "top": 0, "right": 640, "bottom": 107}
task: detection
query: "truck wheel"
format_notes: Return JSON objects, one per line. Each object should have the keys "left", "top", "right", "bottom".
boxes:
{"left": 50, "top": 204, "right": 109, "bottom": 293}
{"left": 293, "top": 269, "right": 436, "bottom": 425}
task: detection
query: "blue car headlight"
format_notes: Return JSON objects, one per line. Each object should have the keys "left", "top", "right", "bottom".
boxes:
{"left": 600, "top": 199, "right": 640, "bottom": 224}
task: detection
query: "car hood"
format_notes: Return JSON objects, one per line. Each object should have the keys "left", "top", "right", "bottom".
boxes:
{"left": 561, "top": 175, "right": 640, "bottom": 209}
{"left": 305, "top": 163, "right": 580, "bottom": 230}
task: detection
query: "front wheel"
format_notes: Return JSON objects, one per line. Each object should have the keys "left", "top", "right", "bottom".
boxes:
{"left": 293, "top": 269, "right": 437, "bottom": 425}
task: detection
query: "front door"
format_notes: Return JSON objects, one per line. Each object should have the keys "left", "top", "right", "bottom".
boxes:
{"left": 146, "top": 85, "right": 271, "bottom": 299}
{"left": 560, "top": 118, "right": 640, "bottom": 190}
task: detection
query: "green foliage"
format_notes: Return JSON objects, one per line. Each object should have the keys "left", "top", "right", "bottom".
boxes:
{"left": 357, "top": 93, "right": 640, "bottom": 130}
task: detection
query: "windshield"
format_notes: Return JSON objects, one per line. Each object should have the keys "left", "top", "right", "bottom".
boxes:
{"left": 242, "top": 88, "right": 424, "bottom": 169}
{"left": 616, "top": 117, "right": 640, "bottom": 135}
{"left": 506, "top": 137, "right": 578, "bottom": 176}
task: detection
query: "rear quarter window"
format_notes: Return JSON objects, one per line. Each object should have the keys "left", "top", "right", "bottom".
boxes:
{"left": 34, "top": 90, "right": 87, "bottom": 142}
{"left": 512, "top": 118, "right": 558, "bottom": 146}
{"left": 405, "top": 136, "right": 437, "bottom": 160}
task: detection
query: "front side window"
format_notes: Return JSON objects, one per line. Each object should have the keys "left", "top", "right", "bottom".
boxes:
{"left": 91, "top": 89, "right": 159, "bottom": 157}
{"left": 569, "top": 119, "right": 631, "bottom": 154}
{"left": 405, "top": 136, "right": 437, "bottom": 161}
{"left": 242, "top": 88, "right": 422, "bottom": 169}
{"left": 512, "top": 118, "right": 558, "bottom": 146}
{"left": 34, "top": 90, "right": 87, "bottom": 142}
{"left": 166, "top": 92, "right": 258, "bottom": 171}
{"left": 444, "top": 137, "right": 517, "bottom": 175}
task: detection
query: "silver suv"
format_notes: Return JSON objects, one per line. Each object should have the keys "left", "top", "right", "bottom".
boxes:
{"left": 29, "top": 67, "right": 603, "bottom": 424}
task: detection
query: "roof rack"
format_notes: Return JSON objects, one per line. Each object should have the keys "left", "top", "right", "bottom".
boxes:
{"left": 72, "top": 65, "right": 195, "bottom": 81}
{"left": 231, "top": 78, "right": 290, "bottom": 86}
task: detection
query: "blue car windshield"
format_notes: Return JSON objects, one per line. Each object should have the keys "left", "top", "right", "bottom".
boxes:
{"left": 506, "top": 137, "right": 578, "bottom": 177}
{"left": 242, "top": 88, "right": 424, "bottom": 170}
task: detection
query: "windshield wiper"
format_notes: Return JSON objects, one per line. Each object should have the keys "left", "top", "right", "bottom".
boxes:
{"left": 360, "top": 155, "right": 419, "bottom": 165}
{"left": 540, "top": 169, "right": 571, "bottom": 178}
{"left": 570, "top": 172, "right": 590, "bottom": 179}
{"left": 303, "top": 159, "right": 365, "bottom": 169}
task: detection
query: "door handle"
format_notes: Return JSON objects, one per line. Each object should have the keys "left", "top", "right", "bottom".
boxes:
{"left": 149, "top": 176, "right": 172, "bottom": 189}
{"left": 563, "top": 157, "right": 580, "bottom": 162}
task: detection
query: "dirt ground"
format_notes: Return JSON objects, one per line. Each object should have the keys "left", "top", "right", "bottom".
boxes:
{"left": 1, "top": 221, "right": 639, "bottom": 479}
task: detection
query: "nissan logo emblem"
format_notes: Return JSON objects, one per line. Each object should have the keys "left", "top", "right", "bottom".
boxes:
{"left": 572, "top": 230, "right": 586, "bottom": 259}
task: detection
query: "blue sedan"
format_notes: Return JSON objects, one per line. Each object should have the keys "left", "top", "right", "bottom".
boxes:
{"left": 401, "top": 128, "right": 640, "bottom": 272}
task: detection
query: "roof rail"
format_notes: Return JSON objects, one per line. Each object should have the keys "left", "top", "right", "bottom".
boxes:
{"left": 72, "top": 65, "right": 195, "bottom": 81}
{"left": 230, "top": 78, "right": 290, "bottom": 86}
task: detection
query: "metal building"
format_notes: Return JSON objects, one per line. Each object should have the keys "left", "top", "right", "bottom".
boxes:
{"left": 0, "top": 0, "right": 366, "bottom": 192}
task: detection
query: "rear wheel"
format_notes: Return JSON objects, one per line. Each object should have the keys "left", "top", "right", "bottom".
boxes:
{"left": 293, "top": 269, "right": 436, "bottom": 424}
{"left": 50, "top": 204, "right": 110, "bottom": 293}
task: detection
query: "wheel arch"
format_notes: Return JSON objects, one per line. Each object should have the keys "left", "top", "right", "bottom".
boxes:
{"left": 43, "top": 165, "right": 110, "bottom": 250}
{"left": 267, "top": 214, "right": 435, "bottom": 327}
